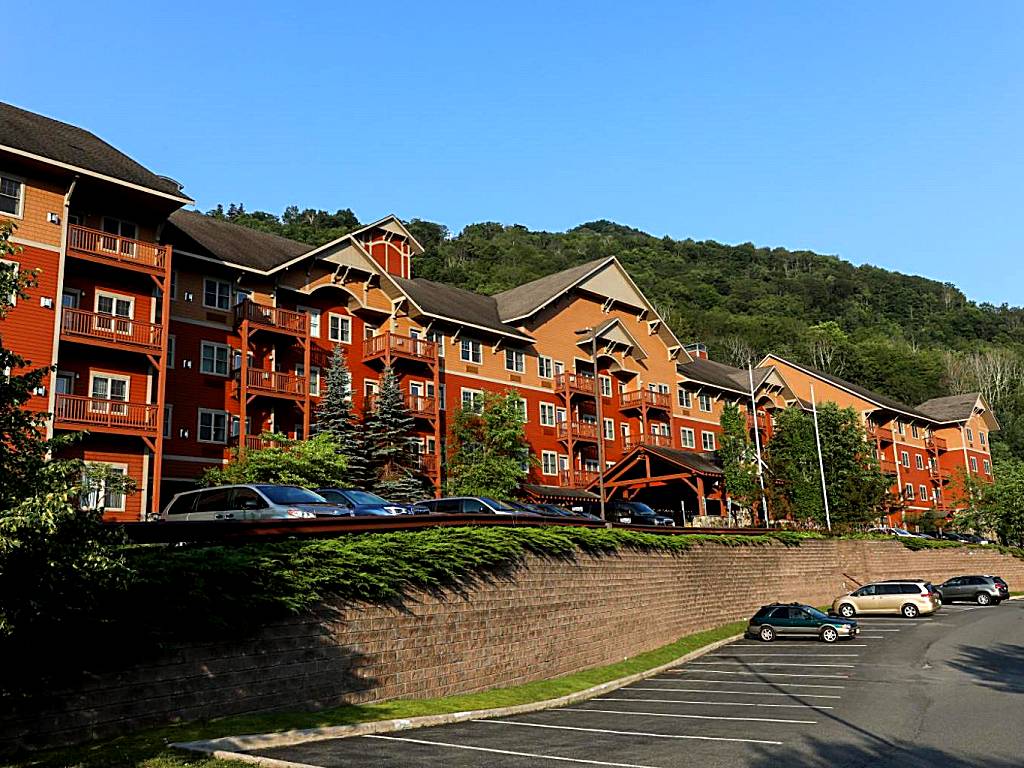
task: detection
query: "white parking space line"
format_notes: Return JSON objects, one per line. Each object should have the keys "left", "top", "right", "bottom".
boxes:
{"left": 595, "top": 697, "right": 833, "bottom": 710}
{"left": 625, "top": 687, "right": 842, "bottom": 699}
{"left": 472, "top": 719, "right": 784, "bottom": 746}
{"left": 646, "top": 678, "right": 846, "bottom": 689}
{"left": 705, "top": 653, "right": 860, "bottom": 658}
{"left": 363, "top": 735, "right": 665, "bottom": 767}
{"left": 732, "top": 643, "right": 868, "bottom": 648}
{"left": 688, "top": 662, "right": 856, "bottom": 668}
{"left": 859, "top": 635, "right": 887, "bottom": 639}
{"left": 561, "top": 707, "right": 817, "bottom": 725}
{"left": 667, "top": 670, "right": 851, "bottom": 679}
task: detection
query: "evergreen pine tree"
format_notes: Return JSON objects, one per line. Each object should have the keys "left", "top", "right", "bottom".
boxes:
{"left": 365, "top": 366, "right": 423, "bottom": 502}
{"left": 315, "top": 344, "right": 372, "bottom": 489}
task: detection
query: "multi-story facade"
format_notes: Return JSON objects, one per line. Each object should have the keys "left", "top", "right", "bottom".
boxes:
{"left": 0, "top": 103, "right": 996, "bottom": 525}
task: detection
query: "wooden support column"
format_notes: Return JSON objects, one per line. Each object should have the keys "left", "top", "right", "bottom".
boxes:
{"left": 302, "top": 325, "right": 311, "bottom": 438}
{"left": 432, "top": 349, "right": 442, "bottom": 496}
{"left": 148, "top": 252, "right": 173, "bottom": 519}
{"left": 239, "top": 318, "right": 249, "bottom": 452}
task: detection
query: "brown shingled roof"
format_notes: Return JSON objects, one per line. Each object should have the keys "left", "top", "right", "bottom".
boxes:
{"left": 916, "top": 393, "right": 983, "bottom": 424}
{"left": 166, "top": 209, "right": 310, "bottom": 271}
{"left": 0, "top": 101, "right": 190, "bottom": 201}
{"left": 494, "top": 257, "right": 612, "bottom": 321}
{"left": 679, "top": 357, "right": 773, "bottom": 395}
{"left": 393, "top": 276, "right": 533, "bottom": 340}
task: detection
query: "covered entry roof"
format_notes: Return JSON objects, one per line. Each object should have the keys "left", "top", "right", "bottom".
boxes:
{"left": 592, "top": 444, "right": 724, "bottom": 501}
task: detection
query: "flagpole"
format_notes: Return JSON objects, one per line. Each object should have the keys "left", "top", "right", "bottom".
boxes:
{"left": 810, "top": 383, "right": 832, "bottom": 532}
{"left": 749, "top": 364, "right": 769, "bottom": 526}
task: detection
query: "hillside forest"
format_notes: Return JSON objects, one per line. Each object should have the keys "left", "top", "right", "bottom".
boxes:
{"left": 205, "top": 204, "right": 1024, "bottom": 460}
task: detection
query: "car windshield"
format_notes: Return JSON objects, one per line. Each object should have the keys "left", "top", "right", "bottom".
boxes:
{"left": 344, "top": 490, "right": 390, "bottom": 505}
{"left": 803, "top": 606, "right": 830, "bottom": 620}
{"left": 625, "top": 502, "right": 657, "bottom": 515}
{"left": 481, "top": 497, "right": 518, "bottom": 512}
{"left": 257, "top": 485, "right": 326, "bottom": 504}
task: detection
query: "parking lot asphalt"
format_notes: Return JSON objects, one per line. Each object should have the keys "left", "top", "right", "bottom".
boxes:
{"left": 244, "top": 600, "right": 1024, "bottom": 767}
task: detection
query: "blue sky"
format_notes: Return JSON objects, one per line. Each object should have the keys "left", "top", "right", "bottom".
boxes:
{"left": 7, "top": 2, "right": 1023, "bottom": 304}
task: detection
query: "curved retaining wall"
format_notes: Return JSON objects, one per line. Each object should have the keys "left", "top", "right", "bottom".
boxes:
{"left": 5, "top": 539, "right": 1023, "bottom": 750}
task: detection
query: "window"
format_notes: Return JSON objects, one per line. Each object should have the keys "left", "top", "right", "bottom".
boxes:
{"left": 200, "top": 342, "right": 230, "bottom": 376}
{"left": 680, "top": 427, "right": 696, "bottom": 449}
{"left": 427, "top": 329, "right": 445, "bottom": 357}
{"left": 164, "top": 404, "right": 173, "bottom": 439}
{"left": 1, "top": 259, "right": 18, "bottom": 306}
{"left": 0, "top": 173, "right": 24, "bottom": 217}
{"left": 698, "top": 393, "right": 713, "bottom": 412}
{"left": 513, "top": 396, "right": 527, "bottom": 422}
{"left": 90, "top": 373, "right": 129, "bottom": 408}
{"left": 80, "top": 464, "right": 127, "bottom": 512}
{"left": 911, "top": 425, "right": 920, "bottom": 439}
{"left": 897, "top": 420, "right": 906, "bottom": 435}
{"left": 538, "top": 356, "right": 553, "bottom": 379}
{"left": 328, "top": 313, "right": 351, "bottom": 343}
{"left": 169, "top": 271, "right": 177, "bottom": 300}
{"left": 61, "top": 288, "right": 81, "bottom": 308}
{"left": 203, "top": 278, "right": 232, "bottom": 310}
{"left": 984, "top": 459, "right": 991, "bottom": 475}
{"left": 460, "top": 338, "right": 482, "bottom": 364}
{"left": 167, "top": 335, "right": 176, "bottom": 368}
{"left": 541, "top": 451, "right": 558, "bottom": 476}
{"left": 505, "top": 348, "right": 525, "bottom": 373}
{"left": 915, "top": 454, "right": 924, "bottom": 470}
{"left": 556, "top": 406, "right": 567, "bottom": 423}
{"left": 919, "top": 484, "right": 928, "bottom": 501}
{"left": 678, "top": 388, "right": 692, "bottom": 408}
{"left": 461, "top": 388, "right": 484, "bottom": 413}
{"left": 553, "top": 360, "right": 565, "bottom": 378}
{"left": 603, "top": 418, "right": 615, "bottom": 440}
{"left": 966, "top": 427, "right": 974, "bottom": 443}
{"left": 309, "top": 366, "right": 320, "bottom": 396}
{"left": 599, "top": 375, "right": 612, "bottom": 397}
{"left": 102, "top": 216, "right": 137, "bottom": 241}
{"left": 621, "top": 423, "right": 631, "bottom": 441}
{"left": 970, "top": 456, "right": 978, "bottom": 473}
{"left": 540, "top": 402, "right": 556, "bottom": 426}
{"left": 980, "top": 431, "right": 987, "bottom": 447}
{"left": 297, "top": 306, "right": 321, "bottom": 338}
{"left": 701, "top": 431, "right": 716, "bottom": 451}
{"left": 900, "top": 450, "right": 910, "bottom": 467}
{"left": 364, "top": 324, "right": 378, "bottom": 340}
{"left": 198, "top": 409, "right": 228, "bottom": 443}
{"left": 904, "top": 483, "right": 914, "bottom": 500}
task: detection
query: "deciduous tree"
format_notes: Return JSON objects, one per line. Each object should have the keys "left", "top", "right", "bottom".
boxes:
{"left": 446, "top": 392, "right": 531, "bottom": 498}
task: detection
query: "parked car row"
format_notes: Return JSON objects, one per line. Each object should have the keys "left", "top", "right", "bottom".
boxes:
{"left": 748, "top": 573, "right": 1011, "bottom": 643}
{"left": 868, "top": 526, "right": 995, "bottom": 544}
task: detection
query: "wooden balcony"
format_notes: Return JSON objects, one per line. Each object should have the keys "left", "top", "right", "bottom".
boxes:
{"left": 879, "top": 458, "right": 899, "bottom": 475}
{"left": 624, "top": 432, "right": 674, "bottom": 451}
{"left": 555, "top": 372, "right": 596, "bottom": 397}
{"left": 234, "top": 299, "right": 307, "bottom": 336}
{"left": 559, "top": 469, "right": 598, "bottom": 488}
{"left": 67, "top": 224, "right": 169, "bottom": 275}
{"left": 60, "top": 308, "right": 162, "bottom": 354}
{"left": 366, "top": 392, "right": 437, "bottom": 419}
{"left": 415, "top": 453, "right": 438, "bottom": 475}
{"left": 53, "top": 394, "right": 159, "bottom": 436}
{"left": 929, "top": 466, "right": 952, "bottom": 482}
{"left": 556, "top": 421, "right": 599, "bottom": 442}
{"left": 620, "top": 389, "right": 671, "bottom": 411}
{"left": 867, "top": 423, "right": 894, "bottom": 442}
{"left": 240, "top": 435, "right": 285, "bottom": 451}
{"left": 241, "top": 368, "right": 306, "bottom": 399}
{"left": 746, "top": 411, "right": 771, "bottom": 431}
{"left": 926, "top": 435, "right": 948, "bottom": 452}
{"left": 362, "top": 332, "right": 437, "bottom": 365}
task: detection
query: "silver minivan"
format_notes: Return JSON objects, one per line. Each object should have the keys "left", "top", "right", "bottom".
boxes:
{"left": 160, "top": 484, "right": 336, "bottom": 521}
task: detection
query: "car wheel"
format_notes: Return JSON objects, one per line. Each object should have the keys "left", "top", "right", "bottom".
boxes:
{"left": 976, "top": 592, "right": 992, "bottom": 606}
{"left": 838, "top": 603, "right": 856, "bottom": 618}
{"left": 901, "top": 603, "right": 920, "bottom": 618}
{"left": 820, "top": 626, "right": 839, "bottom": 643}
{"left": 759, "top": 625, "right": 776, "bottom": 642}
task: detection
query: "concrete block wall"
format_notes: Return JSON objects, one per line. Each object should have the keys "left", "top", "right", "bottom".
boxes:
{"left": 4, "top": 539, "right": 1023, "bottom": 751}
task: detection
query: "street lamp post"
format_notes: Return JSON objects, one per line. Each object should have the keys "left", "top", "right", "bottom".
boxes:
{"left": 576, "top": 327, "right": 606, "bottom": 521}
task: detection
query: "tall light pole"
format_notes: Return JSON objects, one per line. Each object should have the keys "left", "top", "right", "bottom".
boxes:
{"left": 810, "top": 383, "right": 832, "bottom": 532}
{"left": 576, "top": 327, "right": 606, "bottom": 521}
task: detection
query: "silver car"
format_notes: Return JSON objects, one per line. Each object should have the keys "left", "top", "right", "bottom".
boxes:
{"left": 160, "top": 484, "right": 336, "bottom": 521}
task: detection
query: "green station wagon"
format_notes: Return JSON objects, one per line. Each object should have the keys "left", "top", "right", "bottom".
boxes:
{"left": 747, "top": 602, "right": 859, "bottom": 643}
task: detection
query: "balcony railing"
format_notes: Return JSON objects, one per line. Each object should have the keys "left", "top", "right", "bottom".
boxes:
{"left": 559, "top": 469, "right": 598, "bottom": 488}
{"left": 879, "top": 458, "right": 899, "bottom": 475}
{"left": 60, "top": 308, "right": 162, "bottom": 353}
{"left": 53, "top": 394, "right": 159, "bottom": 435}
{"left": 746, "top": 411, "right": 771, "bottom": 431}
{"left": 929, "top": 466, "right": 952, "bottom": 482}
{"left": 242, "top": 435, "right": 285, "bottom": 451}
{"left": 67, "top": 224, "right": 168, "bottom": 273}
{"left": 234, "top": 299, "right": 307, "bottom": 335}
{"left": 556, "top": 421, "right": 599, "bottom": 442}
{"left": 555, "top": 372, "right": 596, "bottom": 396}
{"left": 926, "top": 435, "right": 948, "bottom": 452}
{"left": 366, "top": 392, "right": 437, "bottom": 418}
{"left": 242, "top": 368, "right": 306, "bottom": 398}
{"left": 624, "top": 432, "right": 674, "bottom": 451}
{"left": 867, "top": 424, "right": 894, "bottom": 442}
{"left": 415, "top": 453, "right": 438, "bottom": 475}
{"left": 620, "top": 389, "right": 671, "bottom": 410}
{"left": 363, "top": 332, "right": 437, "bottom": 364}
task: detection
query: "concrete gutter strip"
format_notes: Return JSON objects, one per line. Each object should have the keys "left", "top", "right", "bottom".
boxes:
{"left": 173, "top": 632, "right": 743, "bottom": 760}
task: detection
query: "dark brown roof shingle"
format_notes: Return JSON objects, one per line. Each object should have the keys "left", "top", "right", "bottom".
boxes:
{"left": 494, "top": 257, "right": 611, "bottom": 321}
{"left": 916, "top": 393, "right": 982, "bottom": 423}
{"left": 394, "top": 276, "right": 531, "bottom": 339}
{"left": 166, "top": 209, "right": 310, "bottom": 271}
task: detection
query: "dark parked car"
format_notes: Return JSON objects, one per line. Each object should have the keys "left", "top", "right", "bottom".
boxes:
{"left": 579, "top": 500, "right": 674, "bottom": 526}
{"left": 747, "top": 603, "right": 858, "bottom": 643}
{"left": 536, "top": 503, "right": 603, "bottom": 522}
{"left": 936, "top": 575, "right": 1009, "bottom": 605}
{"left": 315, "top": 488, "right": 428, "bottom": 516}
{"left": 940, "top": 532, "right": 970, "bottom": 542}
{"left": 416, "top": 497, "right": 537, "bottom": 515}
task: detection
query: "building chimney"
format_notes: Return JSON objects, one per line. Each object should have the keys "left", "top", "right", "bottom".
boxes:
{"left": 683, "top": 342, "right": 709, "bottom": 360}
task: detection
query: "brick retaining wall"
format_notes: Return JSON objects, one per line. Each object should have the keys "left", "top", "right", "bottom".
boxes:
{"left": 4, "top": 539, "right": 1023, "bottom": 751}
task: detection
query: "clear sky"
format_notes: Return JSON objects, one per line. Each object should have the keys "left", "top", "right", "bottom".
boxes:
{"left": 7, "top": 2, "right": 1022, "bottom": 304}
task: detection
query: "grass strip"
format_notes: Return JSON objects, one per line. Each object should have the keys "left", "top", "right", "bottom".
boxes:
{"left": 4, "top": 620, "right": 746, "bottom": 768}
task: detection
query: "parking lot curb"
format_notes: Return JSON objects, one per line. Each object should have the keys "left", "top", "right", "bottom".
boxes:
{"left": 172, "top": 632, "right": 744, "bottom": 763}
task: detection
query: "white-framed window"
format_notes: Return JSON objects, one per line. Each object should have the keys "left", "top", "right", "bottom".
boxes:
{"left": 167, "top": 334, "right": 176, "bottom": 369}
{"left": 904, "top": 483, "right": 914, "bottom": 500}
{"left": 701, "top": 431, "right": 716, "bottom": 451}
{"left": 229, "top": 415, "right": 251, "bottom": 439}
{"left": 102, "top": 216, "right": 137, "bottom": 243}
{"left": 505, "top": 348, "right": 525, "bottom": 373}
{"left": 915, "top": 454, "right": 924, "bottom": 470}
{"left": 203, "top": 278, "right": 232, "bottom": 310}
{"left": 897, "top": 420, "right": 906, "bottom": 435}
{"left": 198, "top": 409, "right": 229, "bottom": 443}
{"left": 900, "top": 450, "right": 910, "bottom": 467}
{"left": 461, "top": 387, "right": 484, "bottom": 413}
{"left": 164, "top": 404, "right": 173, "bottom": 439}
{"left": 538, "top": 355, "right": 553, "bottom": 379}
{"left": 513, "top": 395, "right": 527, "bottom": 423}
{"left": 427, "top": 329, "right": 445, "bottom": 357}
{"left": 678, "top": 388, "right": 693, "bottom": 409}
{"left": 541, "top": 450, "right": 558, "bottom": 476}
{"left": 296, "top": 363, "right": 321, "bottom": 396}
{"left": 556, "top": 406, "right": 567, "bottom": 423}
{"left": 911, "top": 425, "right": 920, "bottom": 439}
{"left": 460, "top": 338, "right": 482, "bottom": 364}
{"left": 81, "top": 463, "right": 128, "bottom": 512}
{"left": 169, "top": 270, "right": 178, "bottom": 300}
{"left": 200, "top": 341, "right": 231, "bottom": 376}
{"left": 603, "top": 417, "right": 615, "bottom": 440}
{"left": 919, "top": 484, "right": 928, "bottom": 501}
{"left": 0, "top": 173, "right": 25, "bottom": 218}
{"left": 553, "top": 360, "right": 565, "bottom": 378}
{"left": 62, "top": 287, "right": 81, "bottom": 308}
{"left": 966, "top": 427, "right": 974, "bottom": 443}
{"left": 297, "top": 305, "right": 321, "bottom": 338}
{"left": 1, "top": 258, "right": 19, "bottom": 306}
{"left": 328, "top": 313, "right": 351, "bottom": 343}
{"left": 698, "top": 393, "right": 713, "bottom": 412}
{"left": 95, "top": 290, "right": 134, "bottom": 325}
{"left": 90, "top": 371, "right": 130, "bottom": 406}
{"left": 621, "top": 422, "right": 630, "bottom": 440}
{"left": 979, "top": 431, "right": 987, "bottom": 446}
{"left": 598, "top": 375, "right": 612, "bottom": 398}
{"left": 364, "top": 324, "right": 378, "bottom": 340}
{"left": 984, "top": 459, "right": 991, "bottom": 474}
{"left": 680, "top": 427, "right": 696, "bottom": 449}
{"left": 540, "top": 402, "right": 556, "bottom": 426}
{"left": 970, "top": 456, "right": 978, "bottom": 473}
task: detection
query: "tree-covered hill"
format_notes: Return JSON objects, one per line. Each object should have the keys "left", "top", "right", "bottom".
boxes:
{"left": 205, "top": 205, "right": 1024, "bottom": 458}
